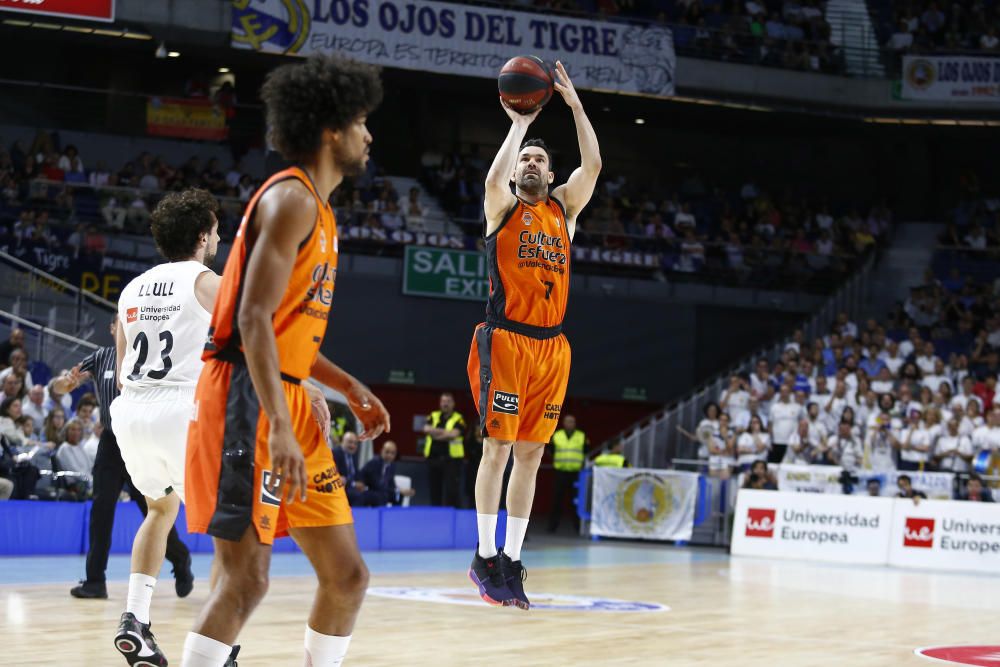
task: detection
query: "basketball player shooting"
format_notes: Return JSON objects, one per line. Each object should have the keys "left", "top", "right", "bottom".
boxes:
{"left": 468, "top": 60, "right": 601, "bottom": 609}
{"left": 181, "top": 55, "right": 390, "bottom": 667}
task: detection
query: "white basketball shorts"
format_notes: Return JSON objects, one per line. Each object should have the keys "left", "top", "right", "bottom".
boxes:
{"left": 110, "top": 385, "right": 196, "bottom": 502}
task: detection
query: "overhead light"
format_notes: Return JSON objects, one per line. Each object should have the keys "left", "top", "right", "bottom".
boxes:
{"left": 168, "top": 50, "right": 180, "bottom": 58}
{"left": 64, "top": 26, "right": 94, "bottom": 34}
{"left": 122, "top": 31, "right": 152, "bottom": 40}
{"left": 2, "top": 19, "right": 31, "bottom": 27}
{"left": 33, "top": 22, "right": 61, "bottom": 30}
{"left": 635, "top": 118, "right": 645, "bottom": 125}
{"left": 218, "top": 67, "right": 230, "bottom": 73}
{"left": 93, "top": 28, "right": 122, "bottom": 36}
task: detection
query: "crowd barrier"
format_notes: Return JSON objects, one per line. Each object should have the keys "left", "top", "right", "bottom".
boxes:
{"left": 732, "top": 489, "right": 1000, "bottom": 574}
{"left": 0, "top": 501, "right": 507, "bottom": 556}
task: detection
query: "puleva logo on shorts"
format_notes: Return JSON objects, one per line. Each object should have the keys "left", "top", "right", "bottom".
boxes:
{"left": 903, "top": 518, "right": 934, "bottom": 548}
{"left": 367, "top": 587, "right": 669, "bottom": 613}
{"left": 126, "top": 307, "right": 138, "bottom": 323}
{"left": 260, "top": 470, "right": 282, "bottom": 507}
{"left": 492, "top": 390, "right": 519, "bottom": 415}
{"left": 745, "top": 508, "right": 776, "bottom": 538}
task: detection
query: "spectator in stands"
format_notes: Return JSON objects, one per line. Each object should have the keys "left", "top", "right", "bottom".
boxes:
{"left": 422, "top": 392, "right": 465, "bottom": 507}
{"left": 769, "top": 384, "right": 802, "bottom": 463}
{"left": 829, "top": 419, "right": 863, "bottom": 470}
{"left": 785, "top": 418, "right": 816, "bottom": 464}
{"left": 894, "top": 408, "right": 932, "bottom": 471}
{"left": 350, "top": 440, "right": 414, "bottom": 507}
{"left": 896, "top": 474, "right": 927, "bottom": 501}
{"left": 736, "top": 415, "right": 770, "bottom": 470}
{"left": 0, "top": 396, "right": 26, "bottom": 447}
{"left": 934, "top": 418, "right": 973, "bottom": 473}
{"left": 1, "top": 373, "right": 23, "bottom": 402}
{"left": 693, "top": 401, "right": 721, "bottom": 460}
{"left": 22, "top": 384, "right": 46, "bottom": 431}
{"left": 0, "top": 348, "right": 33, "bottom": 390}
{"left": 742, "top": 459, "right": 777, "bottom": 490}
{"left": 55, "top": 418, "right": 97, "bottom": 496}
{"left": 971, "top": 407, "right": 1000, "bottom": 456}
{"left": 960, "top": 474, "right": 994, "bottom": 502}
{"left": 707, "top": 412, "right": 735, "bottom": 479}
{"left": 332, "top": 430, "right": 360, "bottom": 490}
{"left": 720, "top": 374, "right": 751, "bottom": 426}
{"left": 0, "top": 327, "right": 25, "bottom": 367}
{"left": 866, "top": 478, "right": 883, "bottom": 496}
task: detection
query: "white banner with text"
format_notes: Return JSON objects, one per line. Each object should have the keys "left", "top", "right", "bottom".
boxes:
{"left": 732, "top": 490, "right": 1000, "bottom": 573}
{"left": 231, "top": 0, "right": 675, "bottom": 97}
{"left": 901, "top": 55, "right": 1000, "bottom": 103}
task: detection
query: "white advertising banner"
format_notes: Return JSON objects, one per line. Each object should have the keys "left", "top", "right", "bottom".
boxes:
{"left": 731, "top": 489, "right": 893, "bottom": 565}
{"left": 231, "top": 0, "right": 675, "bottom": 97}
{"left": 774, "top": 464, "right": 955, "bottom": 500}
{"left": 776, "top": 464, "right": 844, "bottom": 494}
{"left": 888, "top": 499, "right": 1000, "bottom": 574}
{"left": 591, "top": 468, "right": 698, "bottom": 541}
{"left": 901, "top": 55, "right": 1000, "bottom": 103}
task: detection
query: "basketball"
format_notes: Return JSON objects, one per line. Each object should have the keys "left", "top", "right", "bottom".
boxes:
{"left": 498, "top": 55, "right": 554, "bottom": 114}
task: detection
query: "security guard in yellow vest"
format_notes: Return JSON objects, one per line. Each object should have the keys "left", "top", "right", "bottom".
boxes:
{"left": 547, "top": 415, "right": 588, "bottom": 533}
{"left": 422, "top": 392, "right": 466, "bottom": 506}
{"left": 593, "top": 439, "right": 628, "bottom": 468}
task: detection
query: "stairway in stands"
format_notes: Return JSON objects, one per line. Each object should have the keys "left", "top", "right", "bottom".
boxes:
{"left": 864, "top": 222, "right": 942, "bottom": 319}
{"left": 386, "top": 176, "right": 460, "bottom": 236}
{"left": 825, "top": 0, "right": 885, "bottom": 77}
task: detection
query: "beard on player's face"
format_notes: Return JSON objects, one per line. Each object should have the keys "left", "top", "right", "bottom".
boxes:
{"left": 334, "top": 141, "right": 367, "bottom": 178}
{"left": 517, "top": 169, "right": 548, "bottom": 195}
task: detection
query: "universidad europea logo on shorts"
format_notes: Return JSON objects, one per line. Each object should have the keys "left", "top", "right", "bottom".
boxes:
{"left": 903, "top": 517, "right": 934, "bottom": 548}
{"left": 745, "top": 508, "right": 776, "bottom": 538}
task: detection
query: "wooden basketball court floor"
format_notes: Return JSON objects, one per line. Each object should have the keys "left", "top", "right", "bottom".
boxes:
{"left": 1, "top": 536, "right": 994, "bottom": 666}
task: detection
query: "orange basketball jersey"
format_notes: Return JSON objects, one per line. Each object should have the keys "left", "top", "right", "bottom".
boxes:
{"left": 205, "top": 167, "right": 338, "bottom": 379}
{"left": 486, "top": 197, "right": 570, "bottom": 335}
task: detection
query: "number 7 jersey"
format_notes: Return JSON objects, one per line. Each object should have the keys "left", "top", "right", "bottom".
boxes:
{"left": 117, "top": 260, "right": 213, "bottom": 389}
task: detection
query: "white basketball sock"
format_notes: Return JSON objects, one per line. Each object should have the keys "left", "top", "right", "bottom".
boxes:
{"left": 304, "top": 626, "right": 352, "bottom": 666}
{"left": 477, "top": 513, "right": 498, "bottom": 558}
{"left": 505, "top": 516, "right": 529, "bottom": 562}
{"left": 181, "top": 632, "right": 232, "bottom": 667}
{"left": 126, "top": 573, "right": 156, "bottom": 624}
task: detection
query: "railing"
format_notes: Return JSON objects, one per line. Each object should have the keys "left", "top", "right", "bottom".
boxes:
{"left": 0, "top": 250, "right": 113, "bottom": 339}
{"left": 615, "top": 249, "right": 876, "bottom": 469}
{"left": 0, "top": 308, "right": 98, "bottom": 373}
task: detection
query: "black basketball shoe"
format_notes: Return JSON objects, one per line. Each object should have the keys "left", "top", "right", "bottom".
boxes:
{"left": 468, "top": 546, "right": 514, "bottom": 606}
{"left": 114, "top": 612, "right": 168, "bottom": 666}
{"left": 70, "top": 579, "right": 108, "bottom": 599}
{"left": 498, "top": 550, "right": 530, "bottom": 610}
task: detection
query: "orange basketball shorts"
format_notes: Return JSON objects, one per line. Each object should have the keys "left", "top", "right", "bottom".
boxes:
{"left": 467, "top": 323, "right": 571, "bottom": 443}
{"left": 185, "top": 358, "right": 352, "bottom": 545}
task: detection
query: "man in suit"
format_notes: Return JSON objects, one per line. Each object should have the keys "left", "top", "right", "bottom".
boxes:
{"left": 350, "top": 440, "right": 415, "bottom": 506}
{"left": 332, "top": 430, "right": 362, "bottom": 505}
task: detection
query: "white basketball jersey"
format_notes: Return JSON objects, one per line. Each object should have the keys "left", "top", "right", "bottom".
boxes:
{"left": 118, "top": 261, "right": 213, "bottom": 390}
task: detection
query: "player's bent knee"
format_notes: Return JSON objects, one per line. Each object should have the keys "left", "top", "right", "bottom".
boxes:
{"left": 513, "top": 441, "right": 545, "bottom": 463}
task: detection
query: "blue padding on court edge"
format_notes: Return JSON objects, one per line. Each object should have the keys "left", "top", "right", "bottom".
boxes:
{"left": 694, "top": 476, "right": 710, "bottom": 526}
{"left": 352, "top": 507, "right": 380, "bottom": 551}
{"left": 0, "top": 500, "right": 87, "bottom": 555}
{"left": 380, "top": 507, "right": 455, "bottom": 550}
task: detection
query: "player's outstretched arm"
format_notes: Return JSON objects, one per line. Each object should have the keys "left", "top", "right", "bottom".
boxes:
{"left": 238, "top": 180, "right": 317, "bottom": 504}
{"left": 484, "top": 100, "right": 541, "bottom": 233}
{"left": 310, "top": 354, "right": 390, "bottom": 441}
{"left": 550, "top": 61, "right": 601, "bottom": 240}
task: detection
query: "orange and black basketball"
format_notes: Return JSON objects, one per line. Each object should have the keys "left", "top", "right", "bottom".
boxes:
{"left": 498, "top": 55, "right": 554, "bottom": 114}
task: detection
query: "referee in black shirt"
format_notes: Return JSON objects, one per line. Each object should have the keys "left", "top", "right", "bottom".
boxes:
{"left": 68, "top": 316, "right": 193, "bottom": 599}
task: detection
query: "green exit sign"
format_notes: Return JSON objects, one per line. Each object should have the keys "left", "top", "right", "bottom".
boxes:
{"left": 622, "top": 386, "right": 647, "bottom": 401}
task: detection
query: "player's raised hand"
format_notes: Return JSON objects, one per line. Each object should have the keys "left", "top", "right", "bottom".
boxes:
{"left": 347, "top": 380, "right": 391, "bottom": 440}
{"left": 268, "top": 422, "right": 308, "bottom": 504}
{"left": 552, "top": 60, "right": 582, "bottom": 110}
{"left": 501, "top": 97, "right": 542, "bottom": 125}
{"left": 303, "top": 380, "right": 331, "bottom": 440}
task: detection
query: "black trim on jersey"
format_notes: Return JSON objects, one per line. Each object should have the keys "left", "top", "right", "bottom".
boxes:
{"left": 294, "top": 165, "right": 330, "bottom": 251}
{"left": 211, "top": 174, "right": 297, "bottom": 360}
{"left": 474, "top": 325, "right": 494, "bottom": 438}
{"left": 207, "top": 362, "right": 260, "bottom": 542}
{"left": 212, "top": 347, "right": 304, "bottom": 384}
{"left": 485, "top": 200, "right": 520, "bottom": 240}
{"left": 486, "top": 317, "right": 562, "bottom": 339}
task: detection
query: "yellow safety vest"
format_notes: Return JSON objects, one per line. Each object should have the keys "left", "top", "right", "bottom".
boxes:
{"left": 423, "top": 410, "right": 465, "bottom": 458}
{"left": 593, "top": 452, "right": 625, "bottom": 468}
{"left": 551, "top": 429, "right": 586, "bottom": 472}
{"left": 332, "top": 416, "right": 348, "bottom": 440}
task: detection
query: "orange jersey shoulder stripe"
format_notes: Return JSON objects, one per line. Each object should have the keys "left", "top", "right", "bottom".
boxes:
{"left": 206, "top": 167, "right": 338, "bottom": 379}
